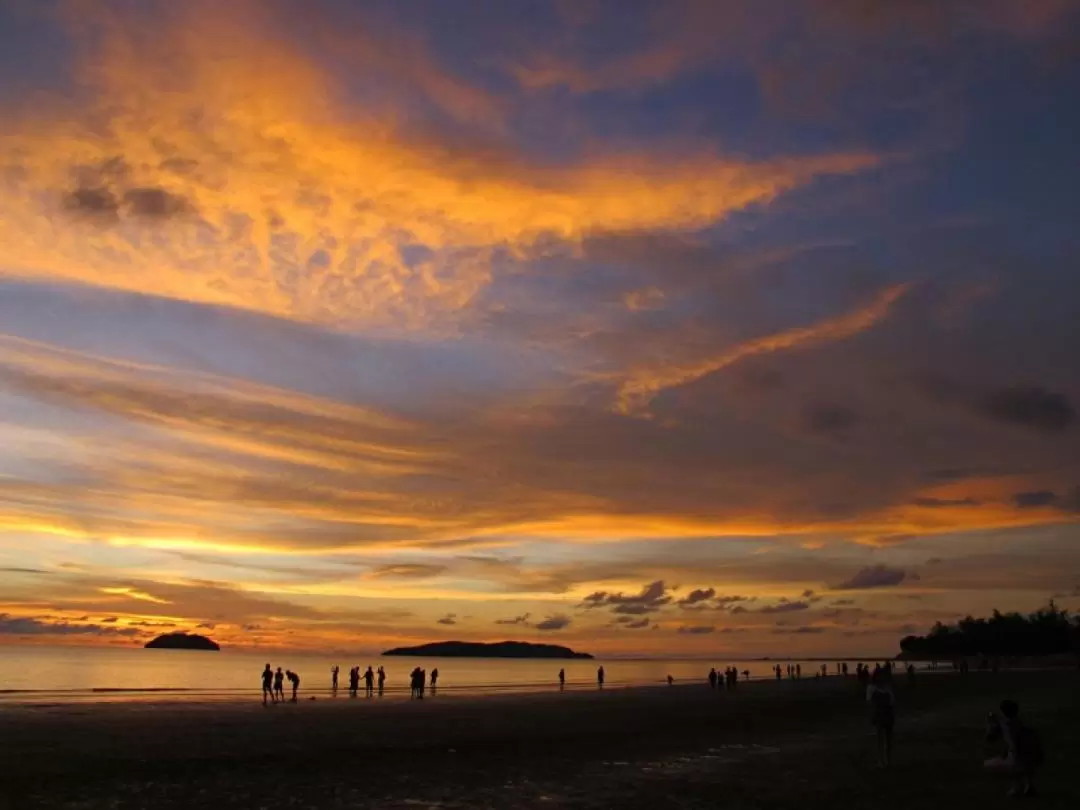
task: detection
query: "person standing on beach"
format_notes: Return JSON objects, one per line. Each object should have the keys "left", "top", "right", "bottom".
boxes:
{"left": 795, "top": 663, "right": 801, "bottom": 679}
{"left": 775, "top": 664, "right": 782, "bottom": 681}
{"left": 348, "top": 666, "right": 359, "bottom": 697}
{"left": 377, "top": 666, "right": 386, "bottom": 696}
{"left": 709, "top": 667, "right": 718, "bottom": 690}
{"left": 286, "top": 669, "right": 300, "bottom": 702}
{"left": 364, "top": 666, "right": 375, "bottom": 697}
{"left": 558, "top": 668, "right": 565, "bottom": 690}
{"left": 430, "top": 668, "right": 439, "bottom": 694}
{"left": 274, "top": 667, "right": 285, "bottom": 702}
{"left": 331, "top": 665, "right": 339, "bottom": 694}
{"left": 262, "top": 663, "right": 275, "bottom": 706}
{"left": 597, "top": 665, "right": 605, "bottom": 690}
{"left": 867, "top": 668, "right": 896, "bottom": 767}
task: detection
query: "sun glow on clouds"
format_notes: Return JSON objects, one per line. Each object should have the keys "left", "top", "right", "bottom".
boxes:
{"left": 1, "top": 1, "right": 1079, "bottom": 654}
{"left": 0, "top": 1, "right": 872, "bottom": 333}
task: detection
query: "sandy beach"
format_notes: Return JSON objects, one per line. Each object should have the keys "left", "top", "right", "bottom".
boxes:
{"left": 2, "top": 668, "right": 1078, "bottom": 809}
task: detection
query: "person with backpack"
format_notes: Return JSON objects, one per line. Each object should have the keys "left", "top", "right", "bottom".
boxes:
{"left": 985, "top": 699, "right": 1043, "bottom": 797}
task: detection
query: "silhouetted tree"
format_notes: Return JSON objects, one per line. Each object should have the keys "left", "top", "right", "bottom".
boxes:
{"left": 900, "top": 602, "right": 1080, "bottom": 658}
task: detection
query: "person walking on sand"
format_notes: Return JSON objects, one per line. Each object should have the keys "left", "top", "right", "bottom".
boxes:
{"left": 558, "top": 668, "right": 565, "bottom": 690}
{"left": 262, "top": 663, "right": 275, "bottom": 706}
{"left": 430, "top": 668, "right": 439, "bottom": 694}
{"left": 867, "top": 667, "right": 895, "bottom": 767}
{"left": 377, "top": 666, "right": 386, "bottom": 696}
{"left": 331, "top": 665, "right": 339, "bottom": 694}
{"left": 364, "top": 666, "right": 375, "bottom": 697}
{"left": 597, "top": 665, "right": 605, "bottom": 690}
{"left": 286, "top": 669, "right": 300, "bottom": 702}
{"left": 273, "top": 666, "right": 285, "bottom": 702}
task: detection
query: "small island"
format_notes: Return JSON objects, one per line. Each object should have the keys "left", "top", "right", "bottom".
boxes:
{"left": 144, "top": 632, "right": 220, "bottom": 651}
{"left": 382, "top": 640, "right": 593, "bottom": 659}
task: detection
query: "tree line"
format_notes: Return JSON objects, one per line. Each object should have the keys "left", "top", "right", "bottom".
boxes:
{"left": 900, "top": 602, "right": 1080, "bottom": 659}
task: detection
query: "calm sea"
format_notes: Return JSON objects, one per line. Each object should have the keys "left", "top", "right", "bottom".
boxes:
{"left": 0, "top": 645, "right": 884, "bottom": 703}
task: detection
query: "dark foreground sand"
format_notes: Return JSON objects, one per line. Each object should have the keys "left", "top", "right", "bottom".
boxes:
{"left": 2, "top": 670, "right": 1078, "bottom": 809}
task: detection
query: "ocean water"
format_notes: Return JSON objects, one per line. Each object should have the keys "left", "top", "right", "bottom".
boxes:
{"left": 0, "top": 645, "right": 883, "bottom": 702}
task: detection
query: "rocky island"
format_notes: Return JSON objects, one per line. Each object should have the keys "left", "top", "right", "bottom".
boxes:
{"left": 382, "top": 640, "right": 593, "bottom": 659}
{"left": 144, "top": 632, "right": 220, "bottom": 651}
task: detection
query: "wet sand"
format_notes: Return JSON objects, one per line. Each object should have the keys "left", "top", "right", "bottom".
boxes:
{"left": 2, "top": 669, "right": 1078, "bottom": 808}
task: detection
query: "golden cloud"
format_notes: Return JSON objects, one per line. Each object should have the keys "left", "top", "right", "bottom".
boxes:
{"left": 0, "top": 1, "right": 875, "bottom": 332}
{"left": 614, "top": 283, "right": 911, "bottom": 414}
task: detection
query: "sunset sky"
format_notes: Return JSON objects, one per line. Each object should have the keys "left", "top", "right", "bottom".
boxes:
{"left": 1, "top": 0, "right": 1079, "bottom": 657}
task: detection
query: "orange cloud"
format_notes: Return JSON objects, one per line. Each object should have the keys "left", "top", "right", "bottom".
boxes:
{"left": 0, "top": 1, "right": 875, "bottom": 332}
{"left": 615, "top": 283, "right": 911, "bottom": 414}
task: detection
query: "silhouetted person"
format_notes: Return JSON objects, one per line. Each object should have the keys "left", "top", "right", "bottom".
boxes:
{"left": 667, "top": 674, "right": 674, "bottom": 686}
{"left": 331, "top": 665, "right": 339, "bottom": 694}
{"left": 597, "top": 665, "right": 605, "bottom": 690}
{"left": 410, "top": 667, "right": 423, "bottom": 699}
{"left": 349, "top": 666, "right": 359, "bottom": 697}
{"left": 286, "top": 669, "right": 299, "bottom": 702}
{"left": 795, "top": 663, "right": 801, "bottom": 679}
{"left": 262, "top": 663, "right": 275, "bottom": 706}
{"left": 364, "top": 666, "right": 375, "bottom": 697}
{"left": 430, "top": 668, "right": 439, "bottom": 693}
{"left": 377, "top": 666, "right": 386, "bottom": 696}
{"left": 274, "top": 667, "right": 285, "bottom": 702}
{"left": 558, "top": 668, "right": 565, "bottom": 690}
{"left": 906, "top": 663, "right": 916, "bottom": 687}
{"left": 867, "top": 668, "right": 895, "bottom": 767}
{"left": 985, "top": 699, "right": 1043, "bottom": 797}
{"left": 842, "top": 662, "right": 849, "bottom": 677}
{"left": 708, "top": 667, "right": 718, "bottom": 690}
{"left": 775, "top": 664, "right": 782, "bottom": 681}
{"left": 419, "top": 669, "right": 426, "bottom": 698}
{"left": 821, "top": 663, "right": 828, "bottom": 677}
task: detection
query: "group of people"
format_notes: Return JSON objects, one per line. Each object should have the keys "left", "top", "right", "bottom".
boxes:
{"left": 335, "top": 665, "right": 387, "bottom": 697}
{"left": 707, "top": 667, "right": 745, "bottom": 689}
{"left": 260, "top": 664, "right": 300, "bottom": 705}
{"left": 409, "top": 666, "right": 438, "bottom": 698}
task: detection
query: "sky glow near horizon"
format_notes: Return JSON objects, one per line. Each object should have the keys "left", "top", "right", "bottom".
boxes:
{"left": 1, "top": 0, "right": 1079, "bottom": 656}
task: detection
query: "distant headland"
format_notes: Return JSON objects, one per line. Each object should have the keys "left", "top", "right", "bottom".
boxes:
{"left": 144, "top": 632, "right": 220, "bottom": 651}
{"left": 382, "top": 640, "right": 593, "bottom": 659}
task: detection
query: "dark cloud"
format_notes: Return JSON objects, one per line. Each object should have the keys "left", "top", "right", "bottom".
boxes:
{"left": 0, "top": 614, "right": 141, "bottom": 637}
{"left": 436, "top": 613, "right": 457, "bottom": 625}
{"left": 759, "top": 600, "right": 810, "bottom": 614}
{"left": 978, "top": 386, "right": 1075, "bottom": 433}
{"left": 1012, "top": 490, "right": 1058, "bottom": 509}
{"left": 581, "top": 580, "right": 672, "bottom": 614}
{"left": 677, "top": 587, "right": 715, "bottom": 606}
{"left": 100, "top": 617, "right": 118, "bottom": 623}
{"left": 0, "top": 567, "right": 49, "bottom": 574}
{"left": 801, "top": 589, "right": 815, "bottom": 598}
{"left": 730, "top": 605, "right": 748, "bottom": 615}
{"left": 772, "top": 626, "right": 825, "bottom": 635}
{"left": 614, "top": 616, "right": 651, "bottom": 629}
{"left": 833, "top": 564, "right": 909, "bottom": 590}
{"left": 677, "top": 625, "right": 715, "bottom": 635}
{"left": 123, "top": 187, "right": 194, "bottom": 218}
{"left": 830, "top": 598, "right": 856, "bottom": 606}
{"left": 912, "top": 497, "right": 980, "bottom": 508}
{"left": 128, "top": 620, "right": 177, "bottom": 628}
{"left": 495, "top": 613, "right": 530, "bottom": 626}
{"left": 534, "top": 614, "right": 571, "bottom": 631}
{"left": 802, "top": 403, "right": 859, "bottom": 436}
{"left": 62, "top": 186, "right": 119, "bottom": 218}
